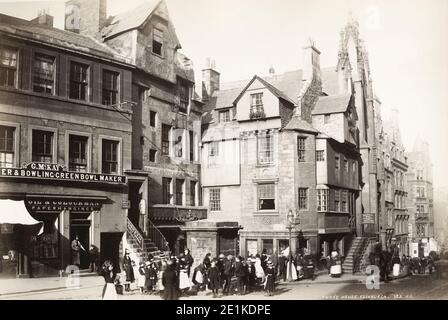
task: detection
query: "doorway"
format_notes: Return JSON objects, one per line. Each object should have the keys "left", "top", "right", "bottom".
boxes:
{"left": 70, "top": 213, "right": 91, "bottom": 269}
{"left": 100, "top": 232, "right": 122, "bottom": 273}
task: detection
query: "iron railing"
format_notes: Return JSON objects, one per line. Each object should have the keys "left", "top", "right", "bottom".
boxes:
{"left": 126, "top": 218, "right": 144, "bottom": 251}
{"left": 148, "top": 219, "right": 170, "bottom": 254}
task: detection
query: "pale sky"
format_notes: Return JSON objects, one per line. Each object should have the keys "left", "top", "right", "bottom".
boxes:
{"left": 1, "top": 0, "right": 447, "bottom": 189}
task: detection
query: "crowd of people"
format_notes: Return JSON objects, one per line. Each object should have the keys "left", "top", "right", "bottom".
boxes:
{"left": 99, "top": 248, "right": 288, "bottom": 300}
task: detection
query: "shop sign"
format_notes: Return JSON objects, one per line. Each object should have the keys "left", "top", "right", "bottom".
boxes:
{"left": 362, "top": 213, "right": 375, "bottom": 224}
{"left": 0, "top": 163, "right": 126, "bottom": 184}
{"left": 26, "top": 199, "right": 102, "bottom": 213}
{"left": 121, "top": 200, "right": 130, "bottom": 209}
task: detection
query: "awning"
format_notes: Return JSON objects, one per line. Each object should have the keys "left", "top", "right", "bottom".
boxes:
{"left": 0, "top": 200, "right": 42, "bottom": 225}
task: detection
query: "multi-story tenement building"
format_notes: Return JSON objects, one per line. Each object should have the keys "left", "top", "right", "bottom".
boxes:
{"left": 378, "top": 112, "right": 409, "bottom": 255}
{"left": 201, "top": 30, "right": 365, "bottom": 260}
{"left": 0, "top": 10, "right": 133, "bottom": 277}
{"left": 98, "top": 0, "right": 207, "bottom": 259}
{"left": 406, "top": 139, "right": 434, "bottom": 242}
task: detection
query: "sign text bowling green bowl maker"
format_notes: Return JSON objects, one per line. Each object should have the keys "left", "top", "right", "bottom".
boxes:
{"left": 0, "top": 162, "right": 126, "bottom": 184}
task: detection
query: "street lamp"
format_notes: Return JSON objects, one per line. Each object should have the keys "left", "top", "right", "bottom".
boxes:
{"left": 286, "top": 209, "right": 300, "bottom": 282}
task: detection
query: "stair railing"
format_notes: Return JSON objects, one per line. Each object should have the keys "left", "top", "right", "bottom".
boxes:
{"left": 148, "top": 219, "right": 170, "bottom": 254}
{"left": 127, "top": 217, "right": 144, "bottom": 252}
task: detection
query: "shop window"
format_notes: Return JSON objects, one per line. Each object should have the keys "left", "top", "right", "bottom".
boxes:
{"left": 102, "top": 70, "right": 119, "bottom": 106}
{"left": 152, "top": 28, "right": 163, "bottom": 56}
{"left": 161, "top": 124, "right": 171, "bottom": 155}
{"left": 175, "top": 179, "right": 184, "bottom": 206}
{"left": 69, "top": 135, "right": 88, "bottom": 172}
{"left": 262, "top": 239, "right": 273, "bottom": 256}
{"left": 101, "top": 139, "right": 119, "bottom": 174}
{"left": 162, "top": 177, "right": 172, "bottom": 204}
{"left": 33, "top": 53, "right": 55, "bottom": 94}
{"left": 0, "top": 46, "right": 18, "bottom": 88}
{"left": 210, "top": 188, "right": 221, "bottom": 211}
{"left": 0, "top": 126, "right": 15, "bottom": 167}
{"left": 32, "top": 130, "right": 53, "bottom": 163}
{"left": 69, "top": 61, "right": 89, "bottom": 101}
{"left": 30, "top": 215, "right": 59, "bottom": 259}
{"left": 258, "top": 133, "right": 273, "bottom": 164}
{"left": 258, "top": 183, "right": 275, "bottom": 210}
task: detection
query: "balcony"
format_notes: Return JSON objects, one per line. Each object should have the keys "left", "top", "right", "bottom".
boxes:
{"left": 150, "top": 204, "right": 208, "bottom": 223}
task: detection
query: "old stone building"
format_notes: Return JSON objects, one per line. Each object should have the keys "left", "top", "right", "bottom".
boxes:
{"left": 200, "top": 33, "right": 366, "bottom": 261}
{"left": 376, "top": 109, "right": 409, "bottom": 255}
{"left": 405, "top": 138, "right": 435, "bottom": 252}
{"left": 0, "top": 9, "right": 133, "bottom": 277}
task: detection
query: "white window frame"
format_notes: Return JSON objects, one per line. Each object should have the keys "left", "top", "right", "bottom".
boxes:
{"left": 317, "top": 189, "right": 329, "bottom": 212}
{"left": 257, "top": 133, "right": 274, "bottom": 165}
{"left": 209, "top": 188, "right": 221, "bottom": 212}
{"left": 65, "top": 130, "right": 92, "bottom": 172}
{"left": 0, "top": 121, "right": 20, "bottom": 168}
{"left": 98, "top": 135, "right": 122, "bottom": 175}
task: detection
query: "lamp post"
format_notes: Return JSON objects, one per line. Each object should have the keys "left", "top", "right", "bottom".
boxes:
{"left": 287, "top": 209, "right": 300, "bottom": 282}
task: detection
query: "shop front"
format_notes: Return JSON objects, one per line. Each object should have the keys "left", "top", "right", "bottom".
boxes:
{"left": 0, "top": 162, "right": 128, "bottom": 278}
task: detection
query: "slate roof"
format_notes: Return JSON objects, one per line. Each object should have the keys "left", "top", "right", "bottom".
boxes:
{"left": 0, "top": 14, "right": 128, "bottom": 63}
{"left": 101, "top": 0, "right": 162, "bottom": 39}
{"left": 312, "top": 93, "right": 352, "bottom": 115}
{"left": 284, "top": 116, "right": 319, "bottom": 134}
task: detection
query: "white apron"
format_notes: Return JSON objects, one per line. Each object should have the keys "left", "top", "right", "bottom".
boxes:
{"left": 179, "top": 270, "right": 192, "bottom": 289}
{"left": 102, "top": 283, "right": 117, "bottom": 300}
{"left": 393, "top": 264, "right": 400, "bottom": 277}
{"left": 286, "top": 262, "right": 298, "bottom": 280}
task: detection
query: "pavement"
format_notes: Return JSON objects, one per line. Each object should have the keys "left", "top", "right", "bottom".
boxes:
{"left": 0, "top": 268, "right": 409, "bottom": 298}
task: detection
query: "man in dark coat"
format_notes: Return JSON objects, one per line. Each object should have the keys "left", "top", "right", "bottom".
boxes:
{"left": 122, "top": 250, "right": 135, "bottom": 291}
{"left": 184, "top": 248, "right": 194, "bottom": 277}
{"left": 217, "top": 254, "right": 226, "bottom": 290}
{"left": 234, "top": 256, "right": 246, "bottom": 295}
{"left": 246, "top": 258, "right": 256, "bottom": 293}
{"left": 207, "top": 260, "right": 220, "bottom": 298}
{"left": 261, "top": 249, "right": 268, "bottom": 272}
{"left": 278, "top": 253, "right": 286, "bottom": 281}
{"left": 162, "top": 259, "right": 178, "bottom": 300}
{"left": 223, "top": 255, "right": 234, "bottom": 295}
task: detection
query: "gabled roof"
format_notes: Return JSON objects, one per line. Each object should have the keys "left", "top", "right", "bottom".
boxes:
{"left": 233, "top": 75, "right": 297, "bottom": 107}
{"left": 101, "top": 0, "right": 162, "bottom": 39}
{"left": 284, "top": 116, "right": 319, "bottom": 134}
{"left": 312, "top": 93, "right": 352, "bottom": 115}
{"left": 321, "top": 67, "right": 340, "bottom": 95}
{"left": 0, "top": 14, "right": 127, "bottom": 62}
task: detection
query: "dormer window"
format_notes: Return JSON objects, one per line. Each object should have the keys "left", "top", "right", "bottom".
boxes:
{"left": 152, "top": 28, "right": 163, "bottom": 56}
{"left": 219, "top": 109, "right": 230, "bottom": 123}
{"left": 250, "top": 93, "right": 265, "bottom": 119}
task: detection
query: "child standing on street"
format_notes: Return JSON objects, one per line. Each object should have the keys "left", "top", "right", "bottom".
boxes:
{"left": 264, "top": 261, "right": 276, "bottom": 296}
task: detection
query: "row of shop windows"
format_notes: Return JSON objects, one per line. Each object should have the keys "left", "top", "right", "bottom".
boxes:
{"left": 0, "top": 46, "right": 120, "bottom": 106}
{"left": 0, "top": 125, "right": 120, "bottom": 174}
{"left": 209, "top": 187, "right": 352, "bottom": 213}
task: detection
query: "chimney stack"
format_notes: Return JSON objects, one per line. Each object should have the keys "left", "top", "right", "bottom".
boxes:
{"left": 65, "top": 0, "right": 107, "bottom": 39}
{"left": 202, "top": 58, "right": 220, "bottom": 101}
{"left": 31, "top": 10, "right": 54, "bottom": 28}
{"left": 302, "top": 38, "right": 321, "bottom": 84}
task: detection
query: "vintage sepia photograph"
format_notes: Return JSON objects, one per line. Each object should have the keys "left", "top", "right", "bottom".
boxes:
{"left": 0, "top": 0, "right": 447, "bottom": 305}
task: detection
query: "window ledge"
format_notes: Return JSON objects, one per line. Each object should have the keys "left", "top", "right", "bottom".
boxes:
{"left": 253, "top": 211, "right": 279, "bottom": 216}
{"left": 256, "top": 163, "right": 275, "bottom": 168}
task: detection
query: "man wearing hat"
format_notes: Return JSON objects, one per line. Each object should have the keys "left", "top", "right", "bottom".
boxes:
{"left": 223, "top": 255, "right": 234, "bottom": 295}
{"left": 217, "top": 254, "right": 226, "bottom": 290}
{"left": 234, "top": 256, "right": 247, "bottom": 295}
{"left": 162, "top": 259, "right": 178, "bottom": 300}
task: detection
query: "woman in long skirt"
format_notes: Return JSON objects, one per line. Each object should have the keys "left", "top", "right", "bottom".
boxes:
{"left": 101, "top": 260, "right": 117, "bottom": 300}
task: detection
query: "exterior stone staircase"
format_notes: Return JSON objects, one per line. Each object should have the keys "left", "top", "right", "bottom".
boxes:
{"left": 123, "top": 218, "right": 170, "bottom": 265}
{"left": 342, "top": 237, "right": 369, "bottom": 274}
